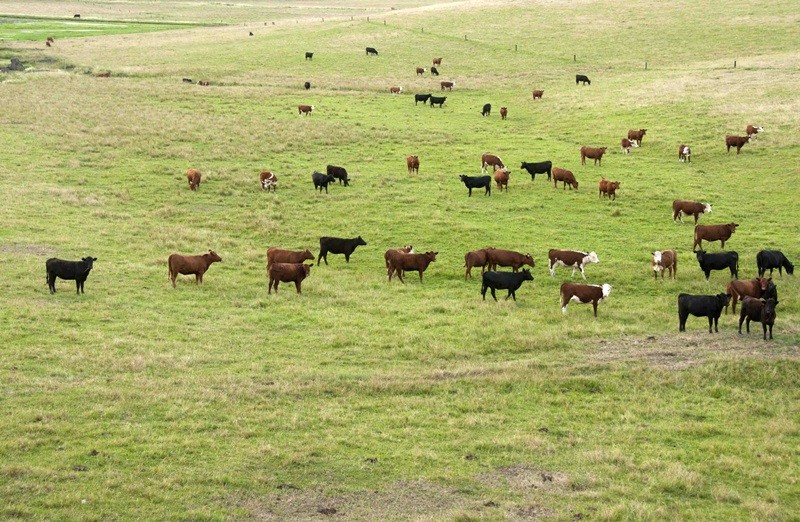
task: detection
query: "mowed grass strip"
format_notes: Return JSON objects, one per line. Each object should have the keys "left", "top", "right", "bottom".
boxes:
{"left": 0, "top": 16, "right": 201, "bottom": 42}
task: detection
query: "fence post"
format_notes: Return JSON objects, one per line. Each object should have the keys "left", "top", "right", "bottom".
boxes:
{"left": 515, "top": 44, "right": 517, "bottom": 52}
{"left": 645, "top": 61, "right": 647, "bottom": 70}
{"left": 573, "top": 54, "right": 576, "bottom": 62}
{"left": 734, "top": 60, "right": 737, "bottom": 68}
{"left": 465, "top": 35, "right": 467, "bottom": 41}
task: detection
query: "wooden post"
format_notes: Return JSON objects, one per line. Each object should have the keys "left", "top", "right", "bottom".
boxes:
{"left": 384, "top": 20, "right": 386, "bottom": 25}
{"left": 645, "top": 61, "right": 647, "bottom": 70}
{"left": 465, "top": 35, "right": 467, "bottom": 41}
{"left": 734, "top": 60, "right": 737, "bottom": 68}
{"left": 367, "top": 16, "right": 369, "bottom": 22}
{"left": 515, "top": 44, "right": 517, "bottom": 52}
{"left": 573, "top": 54, "right": 576, "bottom": 62}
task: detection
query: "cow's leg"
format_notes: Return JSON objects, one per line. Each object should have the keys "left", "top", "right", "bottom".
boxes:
{"left": 708, "top": 316, "right": 714, "bottom": 333}
{"left": 745, "top": 317, "right": 751, "bottom": 333}
{"left": 48, "top": 274, "right": 56, "bottom": 294}
{"left": 592, "top": 301, "right": 598, "bottom": 317}
{"left": 704, "top": 271, "right": 711, "bottom": 280}
{"left": 738, "top": 314, "right": 745, "bottom": 334}
{"left": 273, "top": 281, "right": 279, "bottom": 293}
{"left": 468, "top": 187, "right": 472, "bottom": 197}
{"left": 268, "top": 278, "right": 273, "bottom": 294}
{"left": 485, "top": 185, "right": 490, "bottom": 196}
{"left": 580, "top": 267, "right": 587, "bottom": 281}
{"left": 768, "top": 323, "right": 773, "bottom": 340}
{"left": 762, "top": 322, "right": 768, "bottom": 340}
{"left": 295, "top": 281, "right": 301, "bottom": 294}
{"left": 481, "top": 283, "right": 487, "bottom": 300}
{"left": 76, "top": 280, "right": 81, "bottom": 294}
{"left": 396, "top": 269, "right": 405, "bottom": 284}
{"left": 418, "top": 271, "right": 423, "bottom": 283}
{"left": 679, "top": 312, "right": 686, "bottom": 332}
{"left": 345, "top": 253, "right": 351, "bottom": 263}
{"left": 490, "top": 288, "right": 497, "bottom": 301}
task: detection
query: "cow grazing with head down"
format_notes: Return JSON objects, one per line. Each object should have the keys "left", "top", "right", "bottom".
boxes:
{"left": 305, "top": 52, "right": 313, "bottom": 60}
{"left": 493, "top": 168, "right": 510, "bottom": 191}
{"left": 560, "top": 283, "right": 612, "bottom": 317}
{"left": 520, "top": 161, "right": 552, "bottom": 181}
{"left": 481, "top": 103, "right": 491, "bottom": 117}
{"left": 440, "top": 81, "right": 454, "bottom": 91}
{"left": 47, "top": 37, "right": 54, "bottom": 43}
{"left": 414, "top": 93, "right": 431, "bottom": 105}
{"left": 298, "top": 104, "right": 315, "bottom": 115}
{"left": 672, "top": 200, "right": 711, "bottom": 225}
{"left": 430, "top": 66, "right": 439, "bottom": 76}
{"left": 326, "top": 165, "right": 349, "bottom": 186}
{"left": 416, "top": 67, "right": 426, "bottom": 76}
{"left": 746, "top": 125, "right": 764, "bottom": 139}
{"left": 627, "top": 129, "right": 647, "bottom": 146}
{"left": 387, "top": 251, "right": 437, "bottom": 283}
{"left": 482, "top": 269, "right": 533, "bottom": 301}
{"left": 429, "top": 96, "right": 447, "bottom": 108}
{"left": 486, "top": 249, "right": 534, "bottom": 272}
{"left": 726, "top": 277, "right": 775, "bottom": 314}
{"left": 552, "top": 167, "right": 578, "bottom": 190}
{"left": 678, "top": 293, "right": 730, "bottom": 333}
{"left": 432, "top": 57, "right": 442, "bottom": 65}
{"left": 725, "top": 135, "right": 750, "bottom": 154}
{"left": 168, "top": 250, "right": 222, "bottom": 288}
{"left": 390, "top": 86, "right": 403, "bottom": 94}
{"left": 464, "top": 248, "right": 495, "bottom": 279}
{"left": 679, "top": 144, "right": 691, "bottom": 162}
{"left": 304, "top": 81, "right": 311, "bottom": 90}
{"left": 695, "top": 250, "right": 739, "bottom": 280}
{"left": 500, "top": 107, "right": 507, "bottom": 120}
{"left": 576, "top": 75, "right": 591, "bottom": 85}
{"left": 197, "top": 80, "right": 209, "bottom": 86}
{"left": 317, "top": 236, "right": 367, "bottom": 265}
{"left": 598, "top": 178, "right": 620, "bottom": 200}
{"left": 46, "top": 257, "right": 97, "bottom": 294}
{"left": 268, "top": 263, "right": 312, "bottom": 294}
{"left": 652, "top": 250, "right": 677, "bottom": 280}
{"left": 481, "top": 153, "right": 504, "bottom": 173}
{"left": 756, "top": 250, "right": 794, "bottom": 277}
{"left": 186, "top": 169, "right": 201, "bottom": 191}
{"left": 532, "top": 90, "right": 544, "bottom": 100}
{"left": 406, "top": 155, "right": 419, "bottom": 175}
{"left": 182, "top": 78, "right": 194, "bottom": 83}
{"left": 267, "top": 247, "right": 314, "bottom": 267}
{"left": 366, "top": 47, "right": 378, "bottom": 56}
{"left": 549, "top": 249, "right": 599, "bottom": 279}
{"left": 260, "top": 171, "right": 277, "bottom": 192}
{"left": 739, "top": 296, "right": 778, "bottom": 340}
{"left": 581, "top": 146, "right": 607, "bottom": 166}
{"left": 693, "top": 223, "right": 738, "bottom": 250}
{"left": 620, "top": 139, "right": 633, "bottom": 154}
{"left": 312, "top": 171, "right": 336, "bottom": 193}
{"left": 459, "top": 175, "right": 491, "bottom": 196}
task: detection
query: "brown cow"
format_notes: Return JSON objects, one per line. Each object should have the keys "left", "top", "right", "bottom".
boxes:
{"left": 406, "top": 155, "right": 419, "bottom": 175}
{"left": 598, "top": 178, "right": 620, "bottom": 200}
{"left": 678, "top": 144, "right": 691, "bottom": 162}
{"left": 486, "top": 249, "right": 534, "bottom": 272}
{"left": 672, "top": 200, "right": 711, "bottom": 224}
{"left": 267, "top": 247, "right": 314, "bottom": 266}
{"left": 652, "top": 250, "right": 677, "bottom": 280}
{"left": 725, "top": 135, "right": 750, "bottom": 154}
{"left": 432, "top": 57, "right": 442, "bottom": 65}
{"left": 197, "top": 80, "right": 209, "bottom": 86}
{"left": 493, "top": 168, "right": 510, "bottom": 191}
{"left": 481, "top": 153, "right": 505, "bottom": 173}
{"left": 440, "top": 81, "right": 454, "bottom": 90}
{"left": 532, "top": 90, "right": 543, "bottom": 100}
{"left": 745, "top": 125, "right": 764, "bottom": 139}
{"left": 726, "top": 277, "right": 773, "bottom": 314}
{"left": 464, "top": 248, "right": 494, "bottom": 279}
{"left": 627, "top": 129, "right": 647, "bottom": 146}
{"left": 298, "top": 104, "right": 315, "bottom": 115}
{"left": 268, "top": 263, "right": 312, "bottom": 294}
{"left": 560, "top": 283, "right": 612, "bottom": 317}
{"left": 384, "top": 245, "right": 414, "bottom": 269}
{"left": 549, "top": 249, "right": 599, "bottom": 279}
{"left": 552, "top": 167, "right": 578, "bottom": 190}
{"left": 186, "top": 168, "right": 202, "bottom": 191}
{"left": 46, "top": 37, "right": 54, "bottom": 43}
{"left": 580, "top": 146, "right": 607, "bottom": 166}
{"left": 693, "top": 223, "right": 739, "bottom": 251}
{"left": 387, "top": 251, "right": 437, "bottom": 283}
{"left": 739, "top": 296, "right": 778, "bottom": 340}
{"left": 96, "top": 71, "right": 111, "bottom": 78}
{"left": 621, "top": 138, "right": 636, "bottom": 154}
{"left": 46, "top": 40, "right": 52, "bottom": 47}
{"left": 168, "top": 250, "right": 222, "bottom": 288}
{"left": 390, "top": 86, "right": 403, "bottom": 94}
{"left": 260, "top": 171, "right": 277, "bottom": 191}
{"left": 499, "top": 107, "right": 508, "bottom": 120}
{"left": 416, "top": 67, "right": 426, "bottom": 76}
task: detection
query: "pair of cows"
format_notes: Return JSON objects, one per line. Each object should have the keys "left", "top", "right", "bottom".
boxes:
{"left": 313, "top": 166, "right": 350, "bottom": 192}
{"left": 465, "top": 248, "right": 600, "bottom": 281}
{"left": 725, "top": 126, "right": 764, "bottom": 154}
{"left": 678, "top": 293, "right": 778, "bottom": 339}
{"left": 414, "top": 94, "right": 447, "bottom": 107}
{"left": 480, "top": 104, "right": 508, "bottom": 119}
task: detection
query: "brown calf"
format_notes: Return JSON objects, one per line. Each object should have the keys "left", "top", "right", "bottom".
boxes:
{"left": 267, "top": 247, "right": 314, "bottom": 267}
{"left": 464, "top": 248, "right": 494, "bottom": 279}
{"left": 268, "top": 263, "right": 312, "bottom": 294}
{"left": 560, "top": 283, "right": 612, "bottom": 317}
{"left": 500, "top": 107, "right": 508, "bottom": 120}
{"left": 406, "top": 155, "right": 419, "bottom": 175}
{"left": 384, "top": 245, "right": 414, "bottom": 269}
{"left": 581, "top": 146, "right": 607, "bottom": 166}
{"left": 493, "top": 168, "right": 510, "bottom": 191}
{"left": 652, "top": 250, "right": 677, "bottom": 280}
{"left": 532, "top": 90, "right": 543, "bottom": 100}
{"left": 186, "top": 168, "right": 202, "bottom": 191}
{"left": 693, "top": 223, "right": 739, "bottom": 251}
{"left": 440, "top": 81, "right": 454, "bottom": 90}
{"left": 627, "top": 129, "right": 647, "bottom": 145}
{"left": 621, "top": 138, "right": 635, "bottom": 154}
{"left": 197, "top": 80, "right": 209, "bottom": 86}
{"left": 552, "top": 167, "right": 578, "bottom": 190}
{"left": 416, "top": 67, "right": 426, "bottom": 76}
{"left": 745, "top": 125, "right": 764, "bottom": 139}
{"left": 739, "top": 296, "right": 778, "bottom": 340}
{"left": 298, "top": 104, "right": 315, "bottom": 115}
{"left": 598, "top": 178, "right": 620, "bottom": 200}
{"left": 46, "top": 40, "right": 52, "bottom": 47}
{"left": 168, "top": 250, "right": 222, "bottom": 288}
{"left": 390, "top": 86, "right": 403, "bottom": 94}
{"left": 678, "top": 144, "right": 691, "bottom": 162}
{"left": 96, "top": 71, "right": 111, "bottom": 77}
{"left": 673, "top": 200, "right": 711, "bottom": 224}
{"left": 726, "top": 277, "right": 772, "bottom": 314}
{"left": 387, "top": 251, "right": 437, "bottom": 283}
{"left": 486, "top": 249, "right": 534, "bottom": 272}
{"left": 725, "top": 135, "right": 750, "bottom": 154}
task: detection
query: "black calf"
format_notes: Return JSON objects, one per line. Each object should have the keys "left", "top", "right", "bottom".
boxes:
{"left": 46, "top": 257, "right": 97, "bottom": 294}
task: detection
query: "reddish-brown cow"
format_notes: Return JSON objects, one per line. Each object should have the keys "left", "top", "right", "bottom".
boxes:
{"left": 726, "top": 277, "right": 772, "bottom": 314}
{"left": 298, "top": 104, "right": 315, "bottom": 115}
{"left": 384, "top": 245, "right": 414, "bottom": 269}
{"left": 464, "top": 248, "right": 494, "bottom": 279}
{"left": 268, "top": 263, "right": 312, "bottom": 294}
{"left": 693, "top": 223, "right": 739, "bottom": 251}
{"left": 532, "top": 90, "right": 543, "bottom": 100}
{"left": 581, "top": 146, "right": 607, "bottom": 166}
{"left": 390, "top": 86, "right": 403, "bottom": 94}
{"left": 481, "top": 153, "right": 505, "bottom": 173}
{"left": 168, "top": 250, "right": 222, "bottom": 288}
{"left": 387, "top": 251, "right": 438, "bottom": 283}
{"left": 621, "top": 138, "right": 636, "bottom": 154}
{"left": 493, "top": 168, "right": 510, "bottom": 191}
{"left": 627, "top": 129, "right": 647, "bottom": 145}
{"left": 486, "top": 249, "right": 534, "bottom": 272}
{"left": 186, "top": 168, "right": 202, "bottom": 191}
{"left": 725, "top": 135, "right": 750, "bottom": 154}
{"left": 440, "top": 81, "right": 454, "bottom": 90}
{"left": 432, "top": 57, "right": 442, "bottom": 65}
{"left": 673, "top": 200, "right": 711, "bottom": 224}
{"left": 406, "top": 155, "right": 419, "bottom": 175}
{"left": 416, "top": 67, "right": 426, "bottom": 76}
{"left": 552, "top": 167, "right": 578, "bottom": 190}
{"left": 598, "top": 178, "right": 620, "bottom": 200}
{"left": 267, "top": 247, "right": 314, "bottom": 266}
{"left": 652, "top": 250, "right": 677, "bottom": 280}
{"left": 499, "top": 107, "right": 508, "bottom": 120}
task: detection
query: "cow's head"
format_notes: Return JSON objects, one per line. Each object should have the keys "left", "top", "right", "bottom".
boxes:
{"left": 586, "top": 252, "right": 599, "bottom": 264}
{"left": 601, "top": 283, "right": 612, "bottom": 297}
{"left": 207, "top": 250, "right": 222, "bottom": 262}
{"left": 425, "top": 251, "right": 438, "bottom": 262}
{"left": 520, "top": 269, "right": 533, "bottom": 281}
{"left": 610, "top": 181, "right": 620, "bottom": 191}
{"left": 310, "top": 105, "right": 315, "bottom": 111}
{"left": 326, "top": 174, "right": 336, "bottom": 183}
{"left": 695, "top": 250, "right": 706, "bottom": 263}
{"left": 754, "top": 126, "right": 764, "bottom": 133}
{"left": 600, "top": 147, "right": 608, "bottom": 154}
{"left": 355, "top": 236, "right": 367, "bottom": 246}
{"left": 682, "top": 146, "right": 690, "bottom": 155}
{"left": 82, "top": 257, "right": 97, "bottom": 269}
{"left": 459, "top": 175, "right": 468, "bottom": 183}
{"left": 716, "top": 293, "right": 731, "bottom": 308}
{"left": 402, "top": 245, "right": 413, "bottom": 254}
{"left": 302, "top": 250, "right": 314, "bottom": 261}
{"left": 302, "top": 264, "right": 312, "bottom": 276}
{"left": 652, "top": 251, "right": 662, "bottom": 264}
{"left": 785, "top": 259, "right": 794, "bottom": 275}
{"left": 728, "top": 223, "right": 739, "bottom": 233}
{"left": 757, "top": 277, "right": 771, "bottom": 291}
{"left": 762, "top": 298, "right": 778, "bottom": 321}
{"left": 703, "top": 203, "right": 712, "bottom": 214}
{"left": 524, "top": 254, "right": 535, "bottom": 267}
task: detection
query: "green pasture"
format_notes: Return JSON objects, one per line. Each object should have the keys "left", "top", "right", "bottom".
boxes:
{"left": 1, "top": 0, "right": 799, "bottom": 519}
{"left": 0, "top": 16, "right": 198, "bottom": 42}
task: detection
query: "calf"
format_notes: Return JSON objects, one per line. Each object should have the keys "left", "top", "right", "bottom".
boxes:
{"left": 312, "top": 171, "right": 336, "bottom": 193}
{"left": 268, "top": 263, "right": 312, "bottom": 294}
{"left": 678, "top": 144, "right": 691, "bottom": 162}
{"left": 430, "top": 66, "right": 440, "bottom": 76}
{"left": 756, "top": 250, "right": 794, "bottom": 277}
{"left": 581, "top": 146, "right": 607, "bottom": 166}
{"left": 168, "top": 250, "right": 222, "bottom": 288}
{"left": 739, "top": 297, "right": 778, "bottom": 340}
{"left": 305, "top": 52, "right": 313, "bottom": 60}
{"left": 387, "top": 251, "right": 437, "bottom": 283}
{"left": 304, "top": 81, "right": 311, "bottom": 90}
{"left": 695, "top": 250, "right": 739, "bottom": 280}
{"left": 552, "top": 167, "right": 578, "bottom": 190}
{"left": 46, "top": 256, "right": 97, "bottom": 294}
{"left": 651, "top": 250, "right": 677, "bottom": 280}
{"left": 532, "top": 90, "right": 544, "bottom": 100}
{"left": 317, "top": 236, "right": 367, "bottom": 265}
{"left": 598, "top": 178, "right": 620, "bottom": 200}
{"left": 432, "top": 57, "right": 442, "bottom": 65}
{"left": 406, "top": 155, "right": 420, "bottom": 175}
{"left": 482, "top": 269, "right": 534, "bottom": 301}
{"left": 267, "top": 247, "right": 314, "bottom": 266}
{"left": 493, "top": 168, "right": 510, "bottom": 191}
{"left": 384, "top": 245, "right": 414, "bottom": 269}
{"left": 481, "top": 103, "right": 491, "bottom": 116}
{"left": 390, "top": 86, "right": 403, "bottom": 94}
{"left": 186, "top": 168, "right": 201, "bottom": 191}
{"left": 366, "top": 47, "right": 378, "bottom": 56}
{"left": 326, "top": 165, "right": 350, "bottom": 186}
{"left": 260, "top": 171, "right": 277, "bottom": 192}
{"left": 672, "top": 200, "right": 711, "bottom": 225}
{"left": 464, "top": 248, "right": 494, "bottom": 279}
{"left": 416, "top": 67, "right": 426, "bottom": 76}
{"left": 500, "top": 107, "right": 508, "bottom": 120}
{"left": 440, "top": 81, "right": 454, "bottom": 91}
{"left": 627, "top": 129, "right": 647, "bottom": 146}
{"left": 298, "top": 104, "right": 315, "bottom": 115}
{"left": 459, "top": 175, "right": 491, "bottom": 197}
{"left": 481, "top": 153, "right": 505, "bottom": 173}
{"left": 693, "top": 223, "right": 738, "bottom": 250}
{"left": 576, "top": 74, "right": 591, "bottom": 85}
{"left": 745, "top": 125, "right": 764, "bottom": 139}
{"left": 429, "top": 96, "right": 447, "bottom": 108}
{"left": 620, "top": 138, "right": 633, "bottom": 154}
{"left": 726, "top": 277, "right": 775, "bottom": 314}
{"left": 520, "top": 161, "right": 552, "bottom": 181}
{"left": 725, "top": 135, "right": 750, "bottom": 154}
{"left": 678, "top": 293, "right": 730, "bottom": 333}
{"left": 414, "top": 93, "right": 431, "bottom": 105}
{"left": 560, "top": 283, "right": 612, "bottom": 317}
{"left": 487, "top": 248, "right": 534, "bottom": 272}
{"left": 46, "top": 40, "right": 52, "bottom": 47}
{"left": 549, "top": 249, "right": 599, "bottom": 279}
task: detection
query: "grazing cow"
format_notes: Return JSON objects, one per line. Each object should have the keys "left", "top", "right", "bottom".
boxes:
{"left": 267, "top": 247, "right": 314, "bottom": 266}
{"left": 459, "top": 175, "right": 491, "bottom": 197}
{"left": 464, "top": 248, "right": 495, "bottom": 279}
{"left": 429, "top": 96, "right": 447, "bottom": 108}
{"left": 493, "top": 168, "right": 510, "bottom": 191}
{"left": 390, "top": 86, "right": 403, "bottom": 94}
{"left": 627, "top": 129, "right": 647, "bottom": 146}
{"left": 520, "top": 161, "right": 552, "bottom": 181}
{"left": 298, "top": 104, "right": 315, "bottom": 115}
{"left": 47, "top": 37, "right": 54, "bottom": 43}
{"left": 416, "top": 67, "right": 426, "bottom": 76}
{"left": 326, "top": 165, "right": 350, "bottom": 186}
{"left": 725, "top": 135, "right": 750, "bottom": 154}
{"left": 249, "top": 32, "right": 254, "bottom": 36}
{"left": 500, "top": 107, "right": 507, "bottom": 120}
{"left": 739, "top": 297, "right": 778, "bottom": 340}
{"left": 384, "top": 245, "right": 414, "bottom": 269}
{"left": 430, "top": 66, "right": 440, "bottom": 76}
{"left": 693, "top": 223, "right": 739, "bottom": 250}
{"left": 552, "top": 167, "right": 578, "bottom": 190}
{"left": 745, "top": 125, "right": 764, "bottom": 139}
{"left": 406, "top": 155, "right": 420, "bottom": 175}
{"left": 695, "top": 250, "right": 739, "bottom": 280}
{"left": 678, "top": 293, "right": 730, "bottom": 333}
{"left": 186, "top": 168, "right": 201, "bottom": 191}
{"left": 260, "top": 171, "right": 277, "bottom": 192}
{"left": 440, "top": 81, "right": 454, "bottom": 90}
{"left": 598, "top": 178, "right": 620, "bottom": 200}
{"left": 679, "top": 144, "right": 691, "bottom": 162}
{"left": 46, "top": 40, "right": 52, "bottom": 47}
{"left": 581, "top": 146, "right": 607, "bottom": 166}
{"left": 481, "top": 153, "right": 505, "bottom": 173}
{"left": 74, "top": 14, "right": 80, "bottom": 18}
{"left": 481, "top": 103, "right": 491, "bottom": 116}
{"left": 45, "top": 257, "right": 97, "bottom": 294}
{"left": 305, "top": 52, "right": 313, "bottom": 60}
{"left": 576, "top": 74, "right": 591, "bottom": 85}
{"left": 317, "top": 236, "right": 367, "bottom": 265}
{"left": 652, "top": 250, "right": 677, "bottom": 280}
{"left": 486, "top": 249, "right": 534, "bottom": 272}
{"left": 414, "top": 93, "right": 431, "bottom": 105}
{"left": 482, "top": 269, "right": 534, "bottom": 301}
{"left": 620, "top": 138, "right": 634, "bottom": 154}
{"left": 387, "top": 251, "right": 437, "bottom": 283}
{"left": 96, "top": 71, "right": 111, "bottom": 78}
{"left": 756, "top": 250, "right": 794, "bottom": 277}
{"left": 366, "top": 47, "right": 378, "bottom": 56}
{"left": 268, "top": 263, "right": 312, "bottom": 294}
{"left": 197, "top": 80, "right": 209, "bottom": 86}
{"left": 432, "top": 57, "right": 442, "bottom": 65}
{"left": 182, "top": 78, "right": 194, "bottom": 83}
{"left": 532, "top": 90, "right": 544, "bottom": 100}
{"left": 560, "top": 283, "right": 612, "bottom": 316}
{"left": 549, "top": 249, "right": 599, "bottom": 279}
{"left": 168, "top": 250, "right": 222, "bottom": 288}
{"left": 672, "top": 200, "right": 711, "bottom": 225}
{"left": 312, "top": 171, "right": 336, "bottom": 193}
{"left": 726, "top": 277, "right": 775, "bottom": 314}
{"left": 304, "top": 81, "right": 311, "bottom": 90}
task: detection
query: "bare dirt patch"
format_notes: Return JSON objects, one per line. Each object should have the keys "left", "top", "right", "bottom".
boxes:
{"left": 0, "top": 243, "right": 55, "bottom": 256}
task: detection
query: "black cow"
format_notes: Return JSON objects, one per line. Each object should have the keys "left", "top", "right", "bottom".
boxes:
{"left": 678, "top": 293, "right": 730, "bottom": 333}
{"left": 576, "top": 74, "right": 591, "bottom": 85}
{"left": 305, "top": 52, "right": 313, "bottom": 60}
{"left": 182, "top": 78, "right": 193, "bottom": 83}
{"left": 414, "top": 94, "right": 431, "bottom": 105}
{"left": 756, "top": 250, "right": 794, "bottom": 277}
{"left": 46, "top": 256, "right": 97, "bottom": 294}
{"left": 481, "top": 269, "right": 533, "bottom": 301}
{"left": 366, "top": 47, "right": 378, "bottom": 56}
{"left": 312, "top": 171, "right": 336, "bottom": 193}
{"left": 304, "top": 81, "right": 311, "bottom": 90}
{"left": 430, "top": 66, "right": 439, "bottom": 76}
{"left": 318, "top": 236, "right": 367, "bottom": 265}
{"left": 459, "top": 175, "right": 491, "bottom": 197}
{"left": 520, "top": 161, "right": 553, "bottom": 181}
{"left": 326, "top": 165, "right": 349, "bottom": 186}
{"left": 481, "top": 103, "right": 491, "bottom": 116}
{"left": 429, "top": 96, "right": 447, "bottom": 108}
{"left": 695, "top": 250, "right": 738, "bottom": 280}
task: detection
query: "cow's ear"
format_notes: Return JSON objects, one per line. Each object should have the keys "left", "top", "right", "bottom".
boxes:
{"left": 93, "top": 257, "right": 98, "bottom": 261}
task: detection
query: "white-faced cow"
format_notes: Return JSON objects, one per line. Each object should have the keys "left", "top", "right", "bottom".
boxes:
{"left": 260, "top": 171, "right": 277, "bottom": 192}
{"left": 481, "top": 153, "right": 505, "bottom": 173}
{"left": 679, "top": 144, "right": 691, "bottom": 162}
{"left": 652, "top": 250, "right": 677, "bottom": 280}
{"left": 298, "top": 104, "right": 315, "bottom": 115}
{"left": 549, "top": 249, "right": 599, "bottom": 279}
{"left": 745, "top": 125, "right": 764, "bottom": 140}
{"left": 560, "top": 283, "right": 612, "bottom": 317}
{"left": 390, "top": 86, "right": 403, "bottom": 94}
{"left": 416, "top": 67, "right": 426, "bottom": 76}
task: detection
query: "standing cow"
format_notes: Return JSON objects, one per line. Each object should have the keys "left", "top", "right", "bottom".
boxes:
{"left": 260, "top": 171, "right": 277, "bottom": 192}
{"left": 679, "top": 144, "right": 691, "bottom": 162}
{"left": 493, "top": 168, "right": 510, "bottom": 191}
{"left": 482, "top": 269, "right": 534, "bottom": 301}
{"left": 168, "top": 250, "right": 222, "bottom": 288}
{"left": 652, "top": 250, "right": 677, "bottom": 280}
{"left": 756, "top": 250, "right": 794, "bottom": 277}
{"left": 406, "top": 155, "right": 420, "bottom": 175}
{"left": 186, "top": 168, "right": 202, "bottom": 191}
{"left": 693, "top": 223, "right": 738, "bottom": 251}
{"left": 268, "top": 263, "right": 312, "bottom": 294}
{"left": 481, "top": 153, "right": 505, "bottom": 173}
{"left": 46, "top": 257, "right": 97, "bottom": 294}
{"left": 739, "top": 297, "right": 778, "bottom": 340}
{"left": 317, "top": 236, "right": 367, "bottom": 265}
{"left": 678, "top": 293, "right": 730, "bottom": 333}
{"left": 580, "top": 146, "right": 607, "bottom": 166}
{"left": 552, "top": 167, "right": 578, "bottom": 190}
{"left": 500, "top": 107, "right": 508, "bottom": 120}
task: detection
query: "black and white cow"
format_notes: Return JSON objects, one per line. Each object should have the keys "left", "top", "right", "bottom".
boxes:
{"left": 481, "top": 269, "right": 533, "bottom": 301}
{"left": 46, "top": 256, "right": 97, "bottom": 294}
{"left": 695, "top": 250, "right": 738, "bottom": 280}
{"left": 520, "top": 161, "right": 552, "bottom": 181}
{"left": 459, "top": 175, "right": 491, "bottom": 197}
{"left": 678, "top": 293, "right": 730, "bottom": 333}
{"left": 548, "top": 249, "right": 599, "bottom": 279}
{"left": 756, "top": 250, "right": 794, "bottom": 277}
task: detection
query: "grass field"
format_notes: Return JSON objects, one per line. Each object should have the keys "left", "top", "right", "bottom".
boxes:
{"left": 1, "top": 0, "right": 799, "bottom": 519}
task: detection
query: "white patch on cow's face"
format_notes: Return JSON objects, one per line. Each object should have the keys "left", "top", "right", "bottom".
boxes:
{"left": 602, "top": 284, "right": 612, "bottom": 298}
{"left": 310, "top": 105, "right": 315, "bottom": 110}
{"left": 653, "top": 251, "right": 662, "bottom": 264}
{"left": 704, "top": 204, "right": 712, "bottom": 214}
{"left": 756, "top": 126, "right": 764, "bottom": 133}
{"left": 586, "top": 252, "right": 599, "bottom": 264}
